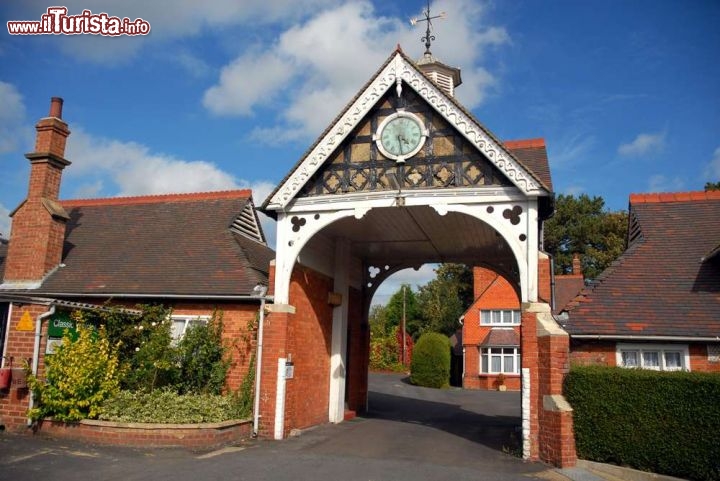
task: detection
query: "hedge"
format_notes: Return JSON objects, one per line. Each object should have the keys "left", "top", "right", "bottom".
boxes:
{"left": 564, "top": 365, "right": 720, "bottom": 481}
{"left": 410, "top": 333, "right": 450, "bottom": 388}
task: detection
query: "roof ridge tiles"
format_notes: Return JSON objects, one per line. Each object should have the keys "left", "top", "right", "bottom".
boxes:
{"left": 60, "top": 189, "right": 252, "bottom": 207}
{"left": 630, "top": 190, "right": 720, "bottom": 204}
{"left": 503, "top": 138, "right": 546, "bottom": 149}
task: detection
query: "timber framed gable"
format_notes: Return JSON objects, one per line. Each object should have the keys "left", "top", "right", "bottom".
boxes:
{"left": 263, "top": 49, "right": 549, "bottom": 212}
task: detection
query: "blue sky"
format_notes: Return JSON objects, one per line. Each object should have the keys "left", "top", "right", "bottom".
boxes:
{"left": 1, "top": 0, "right": 719, "bottom": 304}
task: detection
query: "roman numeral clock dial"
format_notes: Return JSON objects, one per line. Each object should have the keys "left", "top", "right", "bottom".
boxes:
{"left": 375, "top": 111, "right": 428, "bottom": 163}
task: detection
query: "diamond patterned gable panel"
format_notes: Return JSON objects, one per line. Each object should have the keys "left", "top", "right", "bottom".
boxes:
{"left": 300, "top": 88, "right": 513, "bottom": 198}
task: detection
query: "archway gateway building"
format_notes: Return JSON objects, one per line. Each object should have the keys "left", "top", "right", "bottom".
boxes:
{"left": 259, "top": 48, "right": 576, "bottom": 467}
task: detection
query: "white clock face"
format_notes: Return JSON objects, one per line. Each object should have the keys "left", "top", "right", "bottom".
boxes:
{"left": 376, "top": 112, "right": 427, "bottom": 161}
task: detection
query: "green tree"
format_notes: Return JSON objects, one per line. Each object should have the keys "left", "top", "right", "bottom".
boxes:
{"left": 705, "top": 181, "right": 720, "bottom": 191}
{"left": 384, "top": 284, "right": 422, "bottom": 338}
{"left": 416, "top": 267, "right": 466, "bottom": 337}
{"left": 434, "top": 263, "right": 473, "bottom": 307}
{"left": 544, "top": 194, "right": 628, "bottom": 279}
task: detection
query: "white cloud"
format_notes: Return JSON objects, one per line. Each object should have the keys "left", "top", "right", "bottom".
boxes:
{"left": 65, "top": 128, "right": 238, "bottom": 196}
{"left": 203, "top": 49, "right": 296, "bottom": 116}
{"left": 0, "top": 81, "right": 32, "bottom": 154}
{"left": 618, "top": 132, "right": 665, "bottom": 157}
{"left": 0, "top": 203, "right": 10, "bottom": 239}
{"left": 703, "top": 147, "right": 720, "bottom": 181}
{"left": 548, "top": 132, "right": 596, "bottom": 168}
{"left": 371, "top": 264, "right": 437, "bottom": 307}
{"left": 647, "top": 174, "right": 684, "bottom": 193}
{"left": 205, "top": 0, "right": 510, "bottom": 141}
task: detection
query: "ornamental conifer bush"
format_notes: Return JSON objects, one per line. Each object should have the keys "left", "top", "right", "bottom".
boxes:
{"left": 410, "top": 332, "right": 450, "bottom": 388}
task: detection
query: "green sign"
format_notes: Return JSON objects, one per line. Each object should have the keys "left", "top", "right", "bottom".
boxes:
{"left": 47, "top": 311, "right": 77, "bottom": 338}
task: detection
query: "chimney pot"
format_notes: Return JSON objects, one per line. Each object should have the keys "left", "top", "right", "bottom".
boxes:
{"left": 572, "top": 254, "right": 582, "bottom": 276}
{"left": 49, "top": 97, "right": 64, "bottom": 119}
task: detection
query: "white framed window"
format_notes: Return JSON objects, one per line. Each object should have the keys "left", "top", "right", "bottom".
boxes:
{"left": 170, "top": 315, "right": 210, "bottom": 341}
{"left": 480, "top": 347, "right": 520, "bottom": 374}
{"left": 480, "top": 309, "right": 520, "bottom": 326}
{"left": 616, "top": 343, "right": 690, "bottom": 371}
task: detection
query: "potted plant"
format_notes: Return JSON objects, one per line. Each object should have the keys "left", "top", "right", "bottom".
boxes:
{"left": 496, "top": 373, "right": 507, "bottom": 391}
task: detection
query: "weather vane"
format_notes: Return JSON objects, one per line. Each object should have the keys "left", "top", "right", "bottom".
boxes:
{"left": 410, "top": 1, "right": 446, "bottom": 55}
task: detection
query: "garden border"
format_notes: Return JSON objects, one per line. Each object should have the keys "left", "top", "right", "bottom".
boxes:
{"left": 33, "top": 417, "right": 253, "bottom": 449}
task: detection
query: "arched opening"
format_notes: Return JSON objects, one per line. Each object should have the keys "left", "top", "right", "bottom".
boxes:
{"left": 264, "top": 203, "right": 527, "bottom": 453}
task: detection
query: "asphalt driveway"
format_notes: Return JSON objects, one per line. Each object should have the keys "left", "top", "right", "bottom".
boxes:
{"left": 0, "top": 372, "right": 557, "bottom": 481}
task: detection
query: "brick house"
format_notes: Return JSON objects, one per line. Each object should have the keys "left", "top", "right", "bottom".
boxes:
{"left": 561, "top": 191, "right": 720, "bottom": 372}
{"left": 0, "top": 98, "right": 274, "bottom": 430}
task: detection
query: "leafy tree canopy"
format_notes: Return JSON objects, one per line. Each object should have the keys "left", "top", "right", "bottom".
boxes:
{"left": 544, "top": 194, "right": 628, "bottom": 279}
{"left": 705, "top": 181, "right": 720, "bottom": 191}
{"left": 384, "top": 283, "right": 422, "bottom": 337}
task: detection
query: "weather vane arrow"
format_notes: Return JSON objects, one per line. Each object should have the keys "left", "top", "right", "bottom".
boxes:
{"left": 410, "top": 1, "right": 447, "bottom": 55}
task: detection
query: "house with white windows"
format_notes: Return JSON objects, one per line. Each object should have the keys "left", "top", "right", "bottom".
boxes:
{"left": 561, "top": 191, "right": 720, "bottom": 372}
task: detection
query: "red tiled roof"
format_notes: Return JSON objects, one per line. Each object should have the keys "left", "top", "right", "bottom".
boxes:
{"left": 480, "top": 328, "right": 520, "bottom": 346}
{"left": 629, "top": 190, "right": 720, "bottom": 204}
{"left": 503, "top": 138, "right": 545, "bottom": 150}
{"left": 564, "top": 191, "right": 720, "bottom": 338}
{"left": 60, "top": 189, "right": 252, "bottom": 207}
{"left": 553, "top": 274, "right": 584, "bottom": 315}
{"left": 2, "top": 190, "right": 274, "bottom": 298}
{"left": 504, "top": 139, "right": 553, "bottom": 192}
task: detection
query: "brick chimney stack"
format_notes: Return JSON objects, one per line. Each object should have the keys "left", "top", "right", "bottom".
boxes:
{"left": 572, "top": 254, "right": 582, "bottom": 276}
{"left": 2, "top": 97, "right": 71, "bottom": 286}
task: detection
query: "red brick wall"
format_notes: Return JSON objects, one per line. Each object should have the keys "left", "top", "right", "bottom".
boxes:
{"left": 0, "top": 303, "right": 50, "bottom": 431}
{"left": 538, "top": 255, "right": 552, "bottom": 305}
{"left": 569, "top": 339, "right": 616, "bottom": 367}
{"left": 4, "top": 200, "right": 67, "bottom": 282}
{"left": 284, "top": 264, "right": 334, "bottom": 433}
{"left": 35, "top": 418, "right": 251, "bottom": 449}
{"left": 691, "top": 343, "right": 720, "bottom": 372}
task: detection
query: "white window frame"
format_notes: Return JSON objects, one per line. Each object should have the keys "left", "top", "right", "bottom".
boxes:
{"left": 480, "top": 346, "right": 521, "bottom": 375}
{"left": 480, "top": 309, "right": 521, "bottom": 326}
{"left": 616, "top": 343, "right": 690, "bottom": 371}
{"left": 171, "top": 315, "right": 210, "bottom": 342}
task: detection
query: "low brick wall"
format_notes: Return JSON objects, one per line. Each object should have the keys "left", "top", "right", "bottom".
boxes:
{"left": 34, "top": 418, "right": 253, "bottom": 449}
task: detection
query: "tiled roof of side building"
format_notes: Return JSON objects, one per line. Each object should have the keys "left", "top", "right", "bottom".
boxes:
{"left": 563, "top": 192, "right": 720, "bottom": 338}
{"left": 553, "top": 274, "right": 584, "bottom": 315}
{"left": 503, "top": 138, "right": 553, "bottom": 192}
{"left": 2, "top": 190, "right": 274, "bottom": 298}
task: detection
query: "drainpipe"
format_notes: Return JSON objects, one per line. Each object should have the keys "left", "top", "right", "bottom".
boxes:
{"left": 252, "top": 286, "right": 268, "bottom": 437}
{"left": 29, "top": 304, "right": 55, "bottom": 425}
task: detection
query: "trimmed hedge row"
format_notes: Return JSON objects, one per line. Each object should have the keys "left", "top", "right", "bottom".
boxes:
{"left": 410, "top": 333, "right": 450, "bottom": 388}
{"left": 564, "top": 366, "right": 720, "bottom": 481}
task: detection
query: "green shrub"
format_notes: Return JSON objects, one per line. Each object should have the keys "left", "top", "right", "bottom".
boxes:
{"left": 175, "top": 312, "right": 229, "bottom": 395}
{"left": 409, "top": 332, "right": 450, "bottom": 388}
{"left": 99, "top": 388, "right": 249, "bottom": 424}
{"left": 564, "top": 366, "right": 720, "bottom": 481}
{"left": 27, "top": 321, "right": 122, "bottom": 422}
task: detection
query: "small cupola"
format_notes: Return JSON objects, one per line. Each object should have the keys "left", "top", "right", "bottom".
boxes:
{"left": 411, "top": 3, "right": 462, "bottom": 97}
